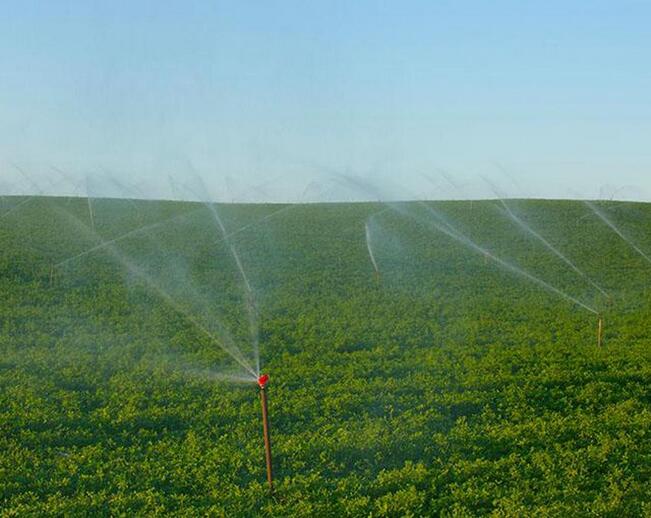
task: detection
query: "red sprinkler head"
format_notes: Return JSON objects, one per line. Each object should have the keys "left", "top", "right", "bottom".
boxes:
{"left": 258, "top": 374, "right": 269, "bottom": 389}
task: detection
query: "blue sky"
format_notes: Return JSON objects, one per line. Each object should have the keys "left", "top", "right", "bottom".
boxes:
{"left": 1, "top": 1, "right": 650, "bottom": 201}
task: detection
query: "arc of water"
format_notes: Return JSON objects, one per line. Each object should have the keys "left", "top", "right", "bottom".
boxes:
{"left": 1, "top": 164, "right": 46, "bottom": 220}
{"left": 55, "top": 207, "right": 204, "bottom": 268}
{"left": 85, "top": 176, "right": 96, "bottom": 232}
{"left": 480, "top": 176, "right": 609, "bottom": 298}
{"left": 230, "top": 244, "right": 253, "bottom": 295}
{"left": 393, "top": 201, "right": 598, "bottom": 315}
{"left": 56, "top": 206, "right": 258, "bottom": 378}
{"left": 496, "top": 200, "right": 609, "bottom": 298}
{"left": 0, "top": 197, "right": 33, "bottom": 220}
{"left": 321, "top": 170, "right": 597, "bottom": 314}
{"left": 585, "top": 200, "right": 651, "bottom": 266}
{"left": 57, "top": 200, "right": 294, "bottom": 270}
{"left": 212, "top": 204, "right": 295, "bottom": 246}
{"left": 12, "top": 163, "right": 42, "bottom": 195}
{"left": 365, "top": 221, "right": 379, "bottom": 274}
{"left": 204, "top": 202, "right": 261, "bottom": 374}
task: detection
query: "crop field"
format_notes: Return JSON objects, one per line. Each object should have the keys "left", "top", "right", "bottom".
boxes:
{"left": 2, "top": 196, "right": 651, "bottom": 516}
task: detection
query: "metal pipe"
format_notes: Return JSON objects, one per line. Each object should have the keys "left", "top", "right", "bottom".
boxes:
{"left": 258, "top": 374, "right": 273, "bottom": 492}
{"left": 597, "top": 316, "right": 603, "bottom": 347}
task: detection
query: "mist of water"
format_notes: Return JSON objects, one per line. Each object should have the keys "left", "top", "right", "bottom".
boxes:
{"left": 189, "top": 178, "right": 262, "bottom": 376}
{"left": 184, "top": 367, "right": 259, "bottom": 385}
{"left": 496, "top": 200, "right": 609, "bottom": 297}
{"left": 157, "top": 353, "right": 259, "bottom": 385}
{"left": 212, "top": 204, "right": 295, "bottom": 246}
{"left": 62, "top": 170, "right": 266, "bottom": 336}
{"left": 365, "top": 220, "right": 380, "bottom": 275}
{"left": 1, "top": 165, "right": 42, "bottom": 219}
{"left": 199, "top": 197, "right": 256, "bottom": 291}
{"left": 315, "top": 170, "right": 599, "bottom": 313}
{"left": 0, "top": 197, "right": 33, "bottom": 220}
{"left": 86, "top": 177, "right": 96, "bottom": 232}
{"left": 55, "top": 205, "right": 259, "bottom": 380}
{"left": 54, "top": 207, "right": 204, "bottom": 268}
{"left": 229, "top": 244, "right": 253, "bottom": 295}
{"left": 56, "top": 201, "right": 293, "bottom": 271}
{"left": 585, "top": 200, "right": 651, "bottom": 266}
{"left": 212, "top": 210, "right": 260, "bottom": 375}
{"left": 392, "top": 201, "right": 598, "bottom": 314}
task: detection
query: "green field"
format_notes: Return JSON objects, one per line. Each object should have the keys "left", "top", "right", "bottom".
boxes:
{"left": 2, "top": 196, "right": 651, "bottom": 516}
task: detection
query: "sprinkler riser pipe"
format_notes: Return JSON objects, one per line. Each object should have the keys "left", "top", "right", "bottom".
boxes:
{"left": 597, "top": 316, "right": 603, "bottom": 347}
{"left": 258, "top": 375, "right": 273, "bottom": 492}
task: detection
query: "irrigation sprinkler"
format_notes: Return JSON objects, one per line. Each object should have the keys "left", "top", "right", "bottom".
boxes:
{"left": 597, "top": 315, "right": 604, "bottom": 347}
{"left": 257, "top": 373, "right": 273, "bottom": 492}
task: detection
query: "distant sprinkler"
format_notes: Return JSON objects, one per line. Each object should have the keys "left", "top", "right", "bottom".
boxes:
{"left": 257, "top": 374, "right": 273, "bottom": 492}
{"left": 597, "top": 315, "right": 604, "bottom": 347}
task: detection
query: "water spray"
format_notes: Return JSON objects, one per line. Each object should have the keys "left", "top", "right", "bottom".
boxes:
{"left": 257, "top": 373, "right": 273, "bottom": 492}
{"left": 392, "top": 201, "right": 599, "bottom": 315}
{"left": 365, "top": 220, "right": 380, "bottom": 282}
{"left": 55, "top": 206, "right": 259, "bottom": 378}
{"left": 0, "top": 197, "right": 33, "bottom": 221}
{"left": 85, "top": 177, "right": 95, "bottom": 232}
{"left": 211, "top": 204, "right": 297, "bottom": 247}
{"left": 487, "top": 191, "right": 611, "bottom": 347}
{"left": 585, "top": 200, "right": 651, "bottom": 266}
{"left": 54, "top": 208, "right": 205, "bottom": 268}
{"left": 495, "top": 199, "right": 609, "bottom": 298}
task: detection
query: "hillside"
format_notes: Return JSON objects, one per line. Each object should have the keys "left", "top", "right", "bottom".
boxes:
{"left": 1, "top": 196, "right": 651, "bottom": 516}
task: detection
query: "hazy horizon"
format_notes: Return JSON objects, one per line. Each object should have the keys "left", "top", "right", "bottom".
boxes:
{"left": 2, "top": 1, "right": 650, "bottom": 202}
{"left": 2, "top": 167, "right": 649, "bottom": 205}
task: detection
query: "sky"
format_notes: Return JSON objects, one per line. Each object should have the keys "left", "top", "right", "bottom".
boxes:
{"left": 1, "top": 1, "right": 650, "bottom": 202}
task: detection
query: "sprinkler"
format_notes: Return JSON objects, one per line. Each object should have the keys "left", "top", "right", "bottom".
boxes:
{"left": 597, "top": 315, "right": 604, "bottom": 347}
{"left": 257, "top": 373, "right": 273, "bottom": 492}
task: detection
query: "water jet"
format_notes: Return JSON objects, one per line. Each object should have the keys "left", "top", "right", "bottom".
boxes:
{"left": 365, "top": 220, "right": 380, "bottom": 281}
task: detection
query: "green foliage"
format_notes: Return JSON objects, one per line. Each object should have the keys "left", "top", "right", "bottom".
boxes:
{"left": 1, "top": 197, "right": 651, "bottom": 516}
